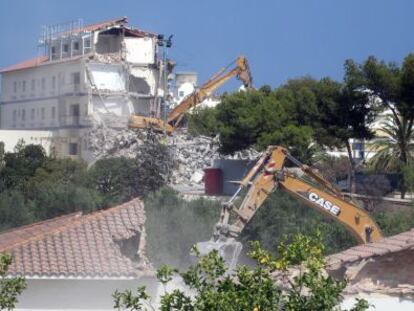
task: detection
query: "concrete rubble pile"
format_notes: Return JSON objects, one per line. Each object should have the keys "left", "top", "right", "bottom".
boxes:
{"left": 86, "top": 126, "right": 260, "bottom": 188}
{"left": 169, "top": 132, "right": 260, "bottom": 187}
{"left": 86, "top": 124, "right": 146, "bottom": 160}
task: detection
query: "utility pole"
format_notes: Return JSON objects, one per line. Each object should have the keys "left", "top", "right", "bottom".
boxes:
{"left": 156, "top": 34, "right": 173, "bottom": 125}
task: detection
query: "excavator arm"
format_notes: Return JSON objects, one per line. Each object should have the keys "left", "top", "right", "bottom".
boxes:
{"left": 212, "top": 146, "right": 383, "bottom": 245}
{"left": 128, "top": 56, "right": 252, "bottom": 134}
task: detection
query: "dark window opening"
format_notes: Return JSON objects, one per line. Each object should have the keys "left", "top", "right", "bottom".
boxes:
{"left": 63, "top": 44, "right": 69, "bottom": 53}
{"left": 69, "top": 143, "right": 78, "bottom": 155}
{"left": 129, "top": 76, "right": 151, "bottom": 94}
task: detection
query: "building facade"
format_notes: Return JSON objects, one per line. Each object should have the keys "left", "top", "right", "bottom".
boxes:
{"left": 0, "top": 17, "right": 169, "bottom": 161}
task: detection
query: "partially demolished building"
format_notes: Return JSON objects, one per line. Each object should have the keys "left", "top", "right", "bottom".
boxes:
{"left": 0, "top": 17, "right": 170, "bottom": 159}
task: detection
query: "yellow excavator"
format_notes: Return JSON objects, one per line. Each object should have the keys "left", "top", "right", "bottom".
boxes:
{"left": 128, "top": 56, "right": 253, "bottom": 134}
{"left": 197, "top": 145, "right": 383, "bottom": 268}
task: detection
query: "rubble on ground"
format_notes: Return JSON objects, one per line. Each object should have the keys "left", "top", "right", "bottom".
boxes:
{"left": 85, "top": 125, "right": 260, "bottom": 188}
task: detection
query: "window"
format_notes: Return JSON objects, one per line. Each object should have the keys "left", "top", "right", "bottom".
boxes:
{"left": 52, "top": 106, "right": 56, "bottom": 119}
{"left": 73, "top": 41, "right": 79, "bottom": 51}
{"left": 69, "top": 143, "right": 78, "bottom": 155}
{"left": 63, "top": 44, "right": 69, "bottom": 53}
{"left": 41, "top": 78, "right": 46, "bottom": 91}
{"left": 84, "top": 38, "right": 91, "bottom": 54}
{"left": 52, "top": 76, "right": 56, "bottom": 89}
{"left": 70, "top": 104, "right": 80, "bottom": 117}
{"left": 41, "top": 107, "right": 45, "bottom": 120}
{"left": 31, "top": 79, "right": 35, "bottom": 91}
{"left": 84, "top": 38, "right": 91, "bottom": 48}
{"left": 13, "top": 81, "right": 17, "bottom": 93}
{"left": 21, "top": 109, "right": 26, "bottom": 121}
{"left": 31, "top": 108, "right": 35, "bottom": 120}
{"left": 51, "top": 46, "right": 56, "bottom": 54}
{"left": 22, "top": 81, "right": 26, "bottom": 92}
{"left": 72, "top": 72, "right": 81, "bottom": 85}
{"left": 13, "top": 110, "right": 17, "bottom": 121}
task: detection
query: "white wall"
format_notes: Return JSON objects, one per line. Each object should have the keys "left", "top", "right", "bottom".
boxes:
{"left": 0, "top": 130, "right": 54, "bottom": 154}
{"left": 87, "top": 63, "right": 126, "bottom": 91}
{"left": 0, "top": 59, "right": 88, "bottom": 130}
{"left": 125, "top": 37, "right": 155, "bottom": 64}
{"left": 16, "top": 278, "right": 159, "bottom": 311}
{"left": 342, "top": 294, "right": 414, "bottom": 311}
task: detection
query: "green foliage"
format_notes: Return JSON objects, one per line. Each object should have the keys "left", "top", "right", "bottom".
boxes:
{"left": 0, "top": 191, "right": 33, "bottom": 231}
{"left": 188, "top": 107, "right": 219, "bottom": 137}
{"left": 113, "top": 287, "right": 150, "bottom": 311}
{"left": 114, "top": 233, "right": 369, "bottom": 311}
{"left": 144, "top": 187, "right": 221, "bottom": 268}
{"left": 402, "top": 164, "right": 414, "bottom": 193}
{"left": 0, "top": 143, "right": 47, "bottom": 192}
{"left": 0, "top": 140, "right": 169, "bottom": 232}
{"left": 0, "top": 254, "right": 26, "bottom": 310}
{"left": 241, "top": 191, "right": 357, "bottom": 255}
{"left": 373, "top": 206, "right": 414, "bottom": 237}
{"left": 346, "top": 53, "right": 414, "bottom": 197}
{"left": 88, "top": 157, "right": 140, "bottom": 207}
{"left": 187, "top": 74, "right": 374, "bottom": 165}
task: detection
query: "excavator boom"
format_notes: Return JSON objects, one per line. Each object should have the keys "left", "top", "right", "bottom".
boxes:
{"left": 128, "top": 56, "right": 253, "bottom": 134}
{"left": 197, "top": 146, "right": 383, "bottom": 268}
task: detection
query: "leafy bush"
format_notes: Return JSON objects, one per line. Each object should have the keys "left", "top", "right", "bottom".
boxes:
{"left": 0, "top": 254, "right": 26, "bottom": 310}
{"left": 114, "top": 233, "right": 369, "bottom": 311}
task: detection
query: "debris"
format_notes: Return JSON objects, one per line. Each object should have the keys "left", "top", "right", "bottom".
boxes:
{"left": 85, "top": 126, "right": 259, "bottom": 189}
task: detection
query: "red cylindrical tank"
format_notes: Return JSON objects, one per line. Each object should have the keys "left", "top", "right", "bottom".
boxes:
{"left": 204, "top": 168, "right": 223, "bottom": 195}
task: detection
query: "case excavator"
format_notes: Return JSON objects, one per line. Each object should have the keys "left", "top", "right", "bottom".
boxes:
{"left": 128, "top": 56, "right": 253, "bottom": 134}
{"left": 197, "top": 145, "right": 383, "bottom": 269}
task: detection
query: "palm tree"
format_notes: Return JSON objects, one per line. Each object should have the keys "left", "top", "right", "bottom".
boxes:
{"left": 368, "top": 114, "right": 414, "bottom": 198}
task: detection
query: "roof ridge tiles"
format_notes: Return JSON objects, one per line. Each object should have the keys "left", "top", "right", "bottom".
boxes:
{"left": 0, "top": 199, "right": 142, "bottom": 253}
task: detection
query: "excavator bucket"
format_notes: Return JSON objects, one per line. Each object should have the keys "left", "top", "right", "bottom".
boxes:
{"left": 196, "top": 238, "right": 243, "bottom": 271}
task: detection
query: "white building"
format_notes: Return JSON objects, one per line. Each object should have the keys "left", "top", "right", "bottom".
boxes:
{"left": 0, "top": 17, "right": 170, "bottom": 161}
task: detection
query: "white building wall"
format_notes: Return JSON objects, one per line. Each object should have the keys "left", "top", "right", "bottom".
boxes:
{"left": 342, "top": 294, "right": 414, "bottom": 311}
{"left": 0, "top": 24, "right": 162, "bottom": 161}
{"left": 15, "top": 278, "right": 159, "bottom": 311}
{"left": 0, "top": 130, "right": 54, "bottom": 154}
{"left": 0, "top": 59, "right": 88, "bottom": 130}
{"left": 125, "top": 37, "right": 155, "bottom": 64}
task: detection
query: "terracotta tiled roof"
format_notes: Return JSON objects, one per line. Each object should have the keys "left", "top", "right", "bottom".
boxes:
{"left": 0, "top": 199, "right": 153, "bottom": 279}
{"left": 0, "top": 212, "right": 82, "bottom": 251}
{"left": 326, "top": 228, "right": 414, "bottom": 269}
{"left": 71, "top": 16, "right": 128, "bottom": 34}
{"left": 0, "top": 56, "right": 49, "bottom": 73}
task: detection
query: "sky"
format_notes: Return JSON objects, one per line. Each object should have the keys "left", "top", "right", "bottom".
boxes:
{"left": 0, "top": 0, "right": 413, "bottom": 91}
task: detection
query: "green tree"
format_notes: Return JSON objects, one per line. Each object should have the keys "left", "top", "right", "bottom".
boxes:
{"left": 0, "top": 191, "right": 34, "bottom": 231}
{"left": 144, "top": 187, "right": 220, "bottom": 268}
{"left": 0, "top": 144, "right": 47, "bottom": 192}
{"left": 188, "top": 107, "right": 219, "bottom": 137}
{"left": 0, "top": 254, "right": 26, "bottom": 310}
{"left": 0, "top": 142, "right": 5, "bottom": 172}
{"left": 312, "top": 78, "right": 375, "bottom": 192}
{"left": 88, "top": 157, "right": 140, "bottom": 207}
{"left": 114, "top": 233, "right": 369, "bottom": 311}
{"left": 345, "top": 53, "right": 414, "bottom": 198}
{"left": 368, "top": 115, "right": 414, "bottom": 197}
{"left": 210, "top": 86, "right": 316, "bottom": 162}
